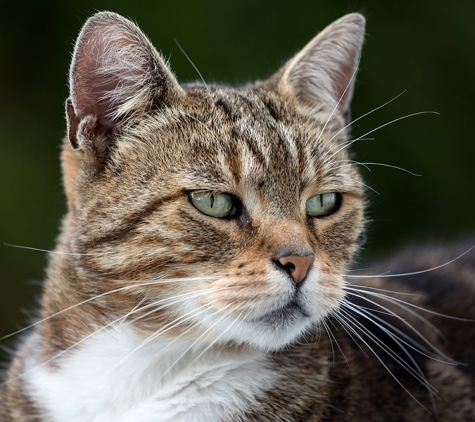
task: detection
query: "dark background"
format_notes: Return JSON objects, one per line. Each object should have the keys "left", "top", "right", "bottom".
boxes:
{"left": 1, "top": 1, "right": 474, "bottom": 349}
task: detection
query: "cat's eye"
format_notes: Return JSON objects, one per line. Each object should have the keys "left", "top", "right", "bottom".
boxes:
{"left": 306, "top": 193, "right": 339, "bottom": 217}
{"left": 189, "top": 192, "right": 234, "bottom": 218}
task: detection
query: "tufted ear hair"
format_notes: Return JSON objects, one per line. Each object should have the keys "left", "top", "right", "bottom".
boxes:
{"left": 275, "top": 13, "right": 365, "bottom": 125}
{"left": 66, "top": 11, "right": 183, "bottom": 162}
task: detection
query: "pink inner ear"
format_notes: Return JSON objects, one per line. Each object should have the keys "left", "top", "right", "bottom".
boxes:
{"left": 66, "top": 12, "right": 183, "bottom": 161}
{"left": 69, "top": 14, "right": 164, "bottom": 139}
{"left": 71, "top": 30, "right": 134, "bottom": 135}
{"left": 67, "top": 14, "right": 157, "bottom": 159}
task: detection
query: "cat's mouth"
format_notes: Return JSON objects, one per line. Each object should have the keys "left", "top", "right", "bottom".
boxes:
{"left": 252, "top": 300, "right": 310, "bottom": 327}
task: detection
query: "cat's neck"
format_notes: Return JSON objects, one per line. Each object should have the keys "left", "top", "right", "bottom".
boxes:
{"left": 24, "top": 323, "right": 277, "bottom": 421}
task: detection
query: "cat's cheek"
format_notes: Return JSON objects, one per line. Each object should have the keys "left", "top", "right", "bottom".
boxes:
{"left": 307, "top": 205, "right": 365, "bottom": 267}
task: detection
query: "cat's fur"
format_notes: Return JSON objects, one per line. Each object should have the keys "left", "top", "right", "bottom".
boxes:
{"left": 1, "top": 11, "right": 474, "bottom": 421}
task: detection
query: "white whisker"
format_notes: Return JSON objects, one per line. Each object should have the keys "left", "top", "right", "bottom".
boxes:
{"left": 181, "top": 306, "right": 250, "bottom": 372}
{"left": 349, "top": 179, "right": 380, "bottom": 195}
{"left": 346, "top": 288, "right": 442, "bottom": 337}
{"left": 346, "top": 245, "right": 475, "bottom": 291}
{"left": 349, "top": 289, "right": 472, "bottom": 321}
{"left": 326, "top": 111, "right": 439, "bottom": 163}
{"left": 342, "top": 299, "right": 456, "bottom": 365}
{"left": 1, "top": 289, "right": 222, "bottom": 387}
{"left": 174, "top": 40, "right": 229, "bottom": 144}
{"left": 339, "top": 306, "right": 441, "bottom": 401}
{"left": 335, "top": 309, "right": 435, "bottom": 410}
{"left": 156, "top": 303, "right": 239, "bottom": 384}
{"left": 0, "top": 276, "right": 219, "bottom": 341}
{"left": 103, "top": 300, "right": 225, "bottom": 376}
{"left": 322, "top": 319, "right": 348, "bottom": 364}
{"left": 119, "top": 286, "right": 238, "bottom": 329}
{"left": 325, "top": 90, "right": 406, "bottom": 144}
{"left": 316, "top": 54, "right": 362, "bottom": 145}
{"left": 321, "top": 320, "right": 336, "bottom": 364}
{"left": 114, "top": 295, "right": 149, "bottom": 331}
{"left": 346, "top": 284, "right": 417, "bottom": 296}
{"left": 327, "top": 161, "right": 420, "bottom": 176}
{"left": 3, "top": 243, "right": 112, "bottom": 256}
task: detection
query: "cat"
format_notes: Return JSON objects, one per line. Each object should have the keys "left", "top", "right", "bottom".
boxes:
{"left": 1, "top": 10, "right": 474, "bottom": 421}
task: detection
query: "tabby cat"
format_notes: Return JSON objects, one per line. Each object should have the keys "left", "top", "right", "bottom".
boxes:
{"left": 1, "top": 11, "right": 474, "bottom": 421}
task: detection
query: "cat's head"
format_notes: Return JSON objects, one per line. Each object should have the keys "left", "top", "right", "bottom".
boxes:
{"left": 58, "top": 12, "right": 366, "bottom": 351}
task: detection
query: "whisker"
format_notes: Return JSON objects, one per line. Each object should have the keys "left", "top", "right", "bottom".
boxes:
{"left": 321, "top": 320, "right": 335, "bottom": 364}
{"left": 329, "top": 311, "right": 368, "bottom": 358}
{"left": 1, "top": 316, "right": 131, "bottom": 387}
{"left": 156, "top": 303, "right": 239, "bottom": 383}
{"left": 118, "top": 286, "right": 239, "bottom": 329}
{"left": 341, "top": 307, "right": 450, "bottom": 414}
{"left": 103, "top": 300, "right": 226, "bottom": 375}
{"left": 342, "top": 299, "right": 456, "bottom": 365}
{"left": 346, "top": 288, "right": 443, "bottom": 337}
{"left": 0, "top": 276, "right": 219, "bottom": 341}
{"left": 335, "top": 309, "right": 435, "bottom": 410}
{"left": 325, "top": 111, "right": 439, "bottom": 162}
{"left": 174, "top": 40, "right": 229, "bottom": 144}
{"left": 346, "top": 284, "right": 417, "bottom": 296}
{"left": 328, "top": 159, "right": 372, "bottom": 172}
{"left": 348, "top": 304, "right": 395, "bottom": 317}
{"left": 114, "top": 295, "right": 149, "bottom": 331}
{"left": 321, "top": 319, "right": 348, "bottom": 365}
{"left": 316, "top": 54, "right": 362, "bottom": 145}
{"left": 325, "top": 90, "right": 406, "bottom": 144}
{"left": 181, "top": 306, "right": 251, "bottom": 372}
{"left": 327, "top": 161, "right": 420, "bottom": 176}
{"left": 1, "top": 289, "right": 222, "bottom": 387}
{"left": 339, "top": 305, "right": 441, "bottom": 400}
{"left": 149, "top": 305, "right": 234, "bottom": 360}
{"left": 345, "top": 244, "right": 475, "bottom": 296}
{"left": 3, "top": 243, "right": 112, "bottom": 256}
{"left": 346, "top": 287, "right": 472, "bottom": 322}
{"left": 348, "top": 179, "right": 380, "bottom": 195}
{"left": 355, "top": 162, "right": 420, "bottom": 176}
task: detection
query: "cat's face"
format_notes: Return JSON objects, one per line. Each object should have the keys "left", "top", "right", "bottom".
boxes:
{"left": 59, "top": 12, "right": 366, "bottom": 351}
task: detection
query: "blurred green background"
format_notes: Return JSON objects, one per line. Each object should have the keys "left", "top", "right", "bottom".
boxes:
{"left": 1, "top": 0, "right": 474, "bottom": 351}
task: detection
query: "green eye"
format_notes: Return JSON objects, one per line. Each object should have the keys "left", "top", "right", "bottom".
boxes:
{"left": 306, "top": 193, "right": 339, "bottom": 217}
{"left": 189, "top": 192, "right": 234, "bottom": 218}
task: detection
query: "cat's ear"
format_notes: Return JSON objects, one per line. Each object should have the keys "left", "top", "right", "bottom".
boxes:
{"left": 66, "top": 11, "right": 182, "bottom": 160}
{"left": 275, "top": 13, "right": 365, "bottom": 124}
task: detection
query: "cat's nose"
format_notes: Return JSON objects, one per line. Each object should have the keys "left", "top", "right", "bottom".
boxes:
{"left": 275, "top": 250, "right": 314, "bottom": 285}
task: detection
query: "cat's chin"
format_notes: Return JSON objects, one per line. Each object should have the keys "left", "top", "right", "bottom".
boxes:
{"left": 236, "top": 301, "right": 316, "bottom": 351}
{"left": 250, "top": 301, "right": 310, "bottom": 326}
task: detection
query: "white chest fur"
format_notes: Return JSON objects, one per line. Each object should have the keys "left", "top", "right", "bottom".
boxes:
{"left": 25, "top": 326, "right": 277, "bottom": 421}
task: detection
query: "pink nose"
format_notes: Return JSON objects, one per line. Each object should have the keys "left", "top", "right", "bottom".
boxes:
{"left": 277, "top": 254, "right": 314, "bottom": 284}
